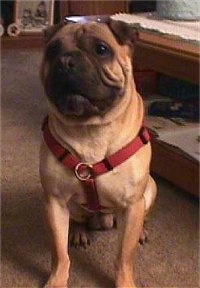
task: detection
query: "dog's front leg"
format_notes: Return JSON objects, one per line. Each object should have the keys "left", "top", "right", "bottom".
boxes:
{"left": 44, "top": 195, "right": 70, "bottom": 288}
{"left": 116, "top": 197, "right": 145, "bottom": 288}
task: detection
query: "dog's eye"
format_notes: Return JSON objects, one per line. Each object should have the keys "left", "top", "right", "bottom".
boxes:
{"left": 94, "top": 42, "right": 112, "bottom": 58}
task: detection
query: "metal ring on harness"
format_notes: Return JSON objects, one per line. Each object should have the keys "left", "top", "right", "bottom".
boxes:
{"left": 74, "top": 162, "right": 93, "bottom": 181}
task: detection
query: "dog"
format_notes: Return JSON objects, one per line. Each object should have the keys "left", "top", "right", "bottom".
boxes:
{"left": 40, "top": 16, "right": 157, "bottom": 288}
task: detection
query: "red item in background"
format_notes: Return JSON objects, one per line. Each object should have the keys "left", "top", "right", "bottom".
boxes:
{"left": 0, "top": 17, "right": 5, "bottom": 27}
{"left": 134, "top": 70, "right": 157, "bottom": 98}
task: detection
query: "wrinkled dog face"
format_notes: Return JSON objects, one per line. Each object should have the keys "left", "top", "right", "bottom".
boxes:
{"left": 41, "top": 20, "right": 134, "bottom": 118}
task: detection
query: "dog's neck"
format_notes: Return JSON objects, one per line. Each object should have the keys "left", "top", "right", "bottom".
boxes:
{"left": 47, "top": 82, "right": 144, "bottom": 163}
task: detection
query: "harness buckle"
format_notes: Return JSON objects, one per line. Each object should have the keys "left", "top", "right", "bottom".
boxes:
{"left": 75, "top": 162, "right": 93, "bottom": 181}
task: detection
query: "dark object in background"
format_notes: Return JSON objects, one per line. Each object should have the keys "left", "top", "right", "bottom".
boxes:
{"left": 129, "top": 0, "right": 156, "bottom": 13}
{"left": 1, "top": 1, "right": 15, "bottom": 28}
{"left": 149, "top": 99, "right": 199, "bottom": 121}
{"left": 134, "top": 70, "right": 157, "bottom": 97}
{"left": 158, "top": 74, "right": 199, "bottom": 100}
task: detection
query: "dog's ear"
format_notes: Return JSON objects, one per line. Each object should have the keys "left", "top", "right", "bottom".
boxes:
{"left": 43, "top": 21, "right": 65, "bottom": 43}
{"left": 107, "top": 19, "right": 139, "bottom": 47}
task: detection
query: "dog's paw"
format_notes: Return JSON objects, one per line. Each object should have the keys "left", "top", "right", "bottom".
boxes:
{"left": 69, "top": 221, "right": 90, "bottom": 249}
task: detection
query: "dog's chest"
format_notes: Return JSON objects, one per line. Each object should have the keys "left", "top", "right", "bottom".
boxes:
{"left": 70, "top": 137, "right": 110, "bottom": 164}
{"left": 42, "top": 118, "right": 150, "bottom": 209}
{"left": 57, "top": 123, "right": 121, "bottom": 164}
{"left": 41, "top": 140, "right": 149, "bottom": 211}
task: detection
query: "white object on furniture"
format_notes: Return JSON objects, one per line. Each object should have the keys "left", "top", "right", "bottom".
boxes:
{"left": 156, "top": 0, "right": 200, "bottom": 21}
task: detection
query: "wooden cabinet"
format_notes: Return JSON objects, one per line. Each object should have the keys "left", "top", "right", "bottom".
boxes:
{"left": 134, "top": 29, "right": 199, "bottom": 197}
{"left": 150, "top": 139, "right": 199, "bottom": 197}
{"left": 58, "top": 0, "right": 128, "bottom": 19}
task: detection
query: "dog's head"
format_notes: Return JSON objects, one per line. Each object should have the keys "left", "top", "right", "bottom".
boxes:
{"left": 41, "top": 17, "right": 138, "bottom": 119}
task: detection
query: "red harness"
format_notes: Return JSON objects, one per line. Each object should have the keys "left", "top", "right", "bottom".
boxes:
{"left": 42, "top": 117, "right": 150, "bottom": 212}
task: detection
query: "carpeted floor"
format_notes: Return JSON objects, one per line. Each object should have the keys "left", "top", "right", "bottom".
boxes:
{"left": 1, "top": 49, "right": 199, "bottom": 288}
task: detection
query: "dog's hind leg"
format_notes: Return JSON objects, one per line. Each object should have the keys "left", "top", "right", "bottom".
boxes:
{"left": 69, "top": 212, "right": 115, "bottom": 248}
{"left": 69, "top": 219, "right": 90, "bottom": 248}
{"left": 144, "top": 175, "right": 157, "bottom": 216}
{"left": 44, "top": 195, "right": 70, "bottom": 288}
{"left": 69, "top": 212, "right": 116, "bottom": 248}
{"left": 88, "top": 212, "right": 116, "bottom": 230}
{"left": 68, "top": 204, "right": 91, "bottom": 248}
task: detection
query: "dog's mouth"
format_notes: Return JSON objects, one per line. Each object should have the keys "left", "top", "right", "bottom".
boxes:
{"left": 48, "top": 88, "right": 121, "bottom": 118}
{"left": 46, "top": 74, "right": 123, "bottom": 118}
{"left": 56, "top": 93, "right": 100, "bottom": 116}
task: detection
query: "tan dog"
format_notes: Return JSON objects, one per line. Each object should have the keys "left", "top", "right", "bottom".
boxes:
{"left": 40, "top": 17, "right": 157, "bottom": 288}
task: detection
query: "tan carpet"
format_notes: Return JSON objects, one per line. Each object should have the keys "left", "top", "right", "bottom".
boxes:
{"left": 1, "top": 49, "right": 199, "bottom": 288}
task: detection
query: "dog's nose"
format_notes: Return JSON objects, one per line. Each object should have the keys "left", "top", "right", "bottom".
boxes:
{"left": 58, "top": 55, "right": 76, "bottom": 72}
{"left": 58, "top": 51, "right": 84, "bottom": 74}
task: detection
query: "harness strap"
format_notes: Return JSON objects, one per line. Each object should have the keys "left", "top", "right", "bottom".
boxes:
{"left": 42, "top": 117, "right": 150, "bottom": 212}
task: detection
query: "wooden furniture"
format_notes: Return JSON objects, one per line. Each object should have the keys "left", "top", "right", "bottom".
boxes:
{"left": 2, "top": 0, "right": 128, "bottom": 49}
{"left": 134, "top": 31, "right": 199, "bottom": 197}
{"left": 58, "top": 0, "right": 128, "bottom": 18}
{"left": 2, "top": 34, "right": 44, "bottom": 49}
{"left": 135, "top": 31, "right": 199, "bottom": 84}
{"left": 150, "top": 139, "right": 199, "bottom": 197}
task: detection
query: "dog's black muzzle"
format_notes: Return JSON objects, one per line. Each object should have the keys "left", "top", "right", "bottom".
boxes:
{"left": 54, "top": 51, "right": 99, "bottom": 94}
{"left": 45, "top": 51, "right": 122, "bottom": 118}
